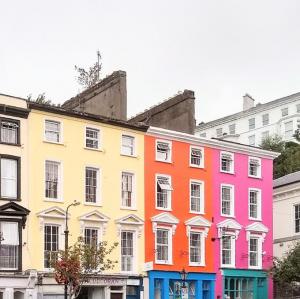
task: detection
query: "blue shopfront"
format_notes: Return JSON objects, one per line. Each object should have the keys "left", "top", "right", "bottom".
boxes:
{"left": 148, "top": 271, "right": 216, "bottom": 299}
{"left": 222, "top": 269, "right": 268, "bottom": 299}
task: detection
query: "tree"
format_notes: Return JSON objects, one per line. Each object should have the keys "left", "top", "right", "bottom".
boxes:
{"left": 52, "top": 237, "right": 118, "bottom": 299}
{"left": 75, "top": 52, "right": 102, "bottom": 89}
{"left": 271, "top": 242, "right": 300, "bottom": 296}
{"left": 27, "top": 93, "right": 53, "bottom": 105}
{"left": 260, "top": 135, "right": 300, "bottom": 179}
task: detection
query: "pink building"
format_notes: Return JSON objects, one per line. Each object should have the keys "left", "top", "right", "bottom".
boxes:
{"left": 212, "top": 146, "right": 277, "bottom": 299}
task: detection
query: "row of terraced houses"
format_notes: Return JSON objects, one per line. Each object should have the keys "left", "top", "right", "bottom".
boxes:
{"left": 0, "top": 71, "right": 278, "bottom": 299}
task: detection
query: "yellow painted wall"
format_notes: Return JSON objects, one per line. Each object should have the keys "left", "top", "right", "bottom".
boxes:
{"left": 27, "top": 108, "right": 145, "bottom": 274}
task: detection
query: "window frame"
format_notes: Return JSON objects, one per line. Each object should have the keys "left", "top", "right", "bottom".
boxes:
{"left": 216, "top": 128, "right": 223, "bottom": 137}
{"left": 155, "top": 139, "right": 172, "bottom": 163}
{"left": 248, "top": 188, "right": 262, "bottom": 221}
{"left": 284, "top": 121, "right": 294, "bottom": 139}
{"left": 155, "top": 174, "right": 172, "bottom": 211}
{"left": 84, "top": 166, "right": 101, "bottom": 205}
{"left": 188, "top": 230, "right": 205, "bottom": 266}
{"left": 262, "top": 114, "right": 269, "bottom": 126}
{"left": 121, "top": 134, "right": 136, "bottom": 157}
{"left": 0, "top": 155, "right": 21, "bottom": 201}
{"left": 189, "top": 179, "right": 204, "bottom": 214}
{"left": 281, "top": 107, "right": 289, "bottom": 117}
{"left": 228, "top": 124, "right": 236, "bottom": 135}
{"left": 44, "top": 160, "right": 62, "bottom": 202}
{"left": 189, "top": 146, "right": 204, "bottom": 168}
{"left": 155, "top": 227, "right": 172, "bottom": 264}
{"left": 84, "top": 126, "right": 101, "bottom": 150}
{"left": 121, "top": 171, "right": 136, "bottom": 209}
{"left": 248, "top": 118, "right": 255, "bottom": 130}
{"left": 248, "top": 236, "right": 262, "bottom": 269}
{"left": 0, "top": 117, "right": 20, "bottom": 146}
{"left": 220, "top": 151, "right": 234, "bottom": 174}
{"left": 248, "top": 135, "right": 255, "bottom": 146}
{"left": 84, "top": 226, "right": 101, "bottom": 247}
{"left": 120, "top": 230, "right": 136, "bottom": 273}
{"left": 220, "top": 184, "right": 235, "bottom": 217}
{"left": 0, "top": 218, "right": 22, "bottom": 271}
{"left": 220, "top": 234, "right": 235, "bottom": 268}
{"left": 248, "top": 157, "right": 262, "bottom": 179}
{"left": 294, "top": 203, "right": 300, "bottom": 234}
{"left": 44, "top": 119, "right": 63, "bottom": 144}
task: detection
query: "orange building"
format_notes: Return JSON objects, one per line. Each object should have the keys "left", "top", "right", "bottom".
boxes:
{"left": 144, "top": 127, "right": 216, "bottom": 299}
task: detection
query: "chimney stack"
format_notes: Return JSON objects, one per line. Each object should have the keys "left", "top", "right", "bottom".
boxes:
{"left": 243, "top": 94, "right": 255, "bottom": 111}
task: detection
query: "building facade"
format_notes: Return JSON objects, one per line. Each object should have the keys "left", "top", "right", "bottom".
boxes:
{"left": 196, "top": 92, "right": 300, "bottom": 146}
{"left": 273, "top": 171, "right": 300, "bottom": 259}
{"left": 0, "top": 94, "right": 32, "bottom": 299}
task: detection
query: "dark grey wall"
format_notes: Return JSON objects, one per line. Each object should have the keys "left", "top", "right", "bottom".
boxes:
{"left": 129, "top": 90, "right": 196, "bottom": 134}
{"left": 62, "top": 71, "right": 127, "bottom": 120}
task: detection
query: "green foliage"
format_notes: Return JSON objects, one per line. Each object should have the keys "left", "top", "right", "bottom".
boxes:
{"left": 260, "top": 135, "right": 300, "bottom": 179}
{"left": 272, "top": 242, "right": 300, "bottom": 285}
{"left": 52, "top": 237, "right": 118, "bottom": 298}
{"left": 75, "top": 55, "right": 102, "bottom": 89}
{"left": 27, "top": 93, "right": 53, "bottom": 105}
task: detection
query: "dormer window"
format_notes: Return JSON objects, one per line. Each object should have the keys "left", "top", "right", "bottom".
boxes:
{"left": 248, "top": 157, "right": 261, "bottom": 178}
{"left": 156, "top": 140, "right": 171, "bottom": 162}
{"left": 190, "top": 146, "right": 204, "bottom": 168}
{"left": 220, "top": 152, "right": 234, "bottom": 174}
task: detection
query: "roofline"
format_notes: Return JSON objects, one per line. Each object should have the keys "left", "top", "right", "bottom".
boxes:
{"left": 273, "top": 180, "right": 300, "bottom": 189}
{"left": 28, "top": 102, "right": 148, "bottom": 132}
{"left": 197, "top": 91, "right": 300, "bottom": 130}
{"left": 0, "top": 93, "right": 28, "bottom": 102}
{"left": 147, "top": 126, "right": 280, "bottom": 159}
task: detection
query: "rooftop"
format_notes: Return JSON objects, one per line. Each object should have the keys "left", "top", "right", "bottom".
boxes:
{"left": 273, "top": 171, "right": 300, "bottom": 188}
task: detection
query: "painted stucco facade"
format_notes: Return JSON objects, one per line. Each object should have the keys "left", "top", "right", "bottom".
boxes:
{"left": 213, "top": 149, "right": 274, "bottom": 299}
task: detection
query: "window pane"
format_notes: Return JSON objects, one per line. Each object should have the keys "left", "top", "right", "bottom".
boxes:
{"left": 45, "top": 161, "right": 59, "bottom": 199}
{"left": 1, "top": 120, "right": 18, "bottom": 144}
{"left": 190, "top": 148, "right": 202, "bottom": 166}
{"left": 45, "top": 121, "right": 60, "bottom": 142}
{"left": 190, "top": 232, "right": 201, "bottom": 263}
{"left": 122, "top": 135, "right": 134, "bottom": 155}
{"left": 86, "top": 128, "right": 99, "bottom": 149}
{"left": 248, "top": 118, "right": 255, "bottom": 130}
{"left": 44, "top": 225, "right": 59, "bottom": 268}
{"left": 121, "top": 231, "right": 134, "bottom": 271}
{"left": 191, "top": 182, "right": 201, "bottom": 212}
{"left": 1, "top": 158, "right": 18, "bottom": 198}
{"left": 156, "top": 229, "right": 169, "bottom": 261}
{"left": 222, "top": 186, "right": 232, "bottom": 215}
{"left": 122, "top": 172, "right": 133, "bottom": 207}
{"left": 222, "top": 236, "right": 232, "bottom": 265}
{"left": 85, "top": 167, "right": 98, "bottom": 203}
{"left": 295, "top": 205, "right": 300, "bottom": 233}
{"left": 285, "top": 121, "right": 293, "bottom": 139}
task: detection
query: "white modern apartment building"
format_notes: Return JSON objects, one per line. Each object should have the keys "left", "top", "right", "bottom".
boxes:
{"left": 273, "top": 171, "right": 300, "bottom": 258}
{"left": 196, "top": 92, "right": 300, "bottom": 146}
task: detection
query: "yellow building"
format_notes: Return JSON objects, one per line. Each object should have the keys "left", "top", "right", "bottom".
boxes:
{"left": 26, "top": 102, "right": 147, "bottom": 299}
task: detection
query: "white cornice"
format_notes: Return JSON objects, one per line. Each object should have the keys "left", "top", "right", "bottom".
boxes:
{"left": 147, "top": 127, "right": 279, "bottom": 159}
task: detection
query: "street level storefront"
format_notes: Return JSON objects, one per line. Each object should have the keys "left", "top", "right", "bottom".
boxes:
{"left": 222, "top": 269, "right": 268, "bottom": 299}
{"left": 37, "top": 274, "right": 143, "bottom": 299}
{"left": 148, "top": 270, "right": 215, "bottom": 299}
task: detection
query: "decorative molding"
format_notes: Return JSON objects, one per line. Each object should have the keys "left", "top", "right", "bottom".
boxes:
{"left": 37, "top": 206, "right": 67, "bottom": 231}
{"left": 115, "top": 214, "right": 144, "bottom": 237}
{"left": 0, "top": 202, "right": 30, "bottom": 228}
{"left": 217, "top": 219, "right": 242, "bottom": 239}
{"left": 185, "top": 215, "right": 211, "bottom": 237}
{"left": 246, "top": 222, "right": 269, "bottom": 242}
{"left": 151, "top": 212, "right": 179, "bottom": 235}
{"left": 79, "top": 210, "right": 110, "bottom": 235}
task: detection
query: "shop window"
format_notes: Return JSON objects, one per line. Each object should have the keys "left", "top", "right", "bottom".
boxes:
{"left": 224, "top": 277, "right": 254, "bottom": 299}
{"left": 14, "top": 292, "right": 24, "bottom": 299}
{"left": 203, "top": 281, "right": 211, "bottom": 299}
{"left": 154, "top": 279, "right": 163, "bottom": 299}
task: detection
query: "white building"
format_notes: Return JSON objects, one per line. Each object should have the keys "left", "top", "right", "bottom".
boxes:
{"left": 273, "top": 171, "right": 300, "bottom": 258}
{"left": 196, "top": 92, "right": 300, "bottom": 146}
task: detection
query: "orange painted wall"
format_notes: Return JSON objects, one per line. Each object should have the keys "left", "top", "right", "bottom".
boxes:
{"left": 145, "top": 135, "right": 214, "bottom": 273}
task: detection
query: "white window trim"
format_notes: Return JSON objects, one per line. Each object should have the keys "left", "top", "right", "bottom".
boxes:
{"left": 293, "top": 203, "right": 300, "bottom": 235}
{"left": 83, "top": 226, "right": 102, "bottom": 246}
{"left": 189, "top": 179, "right": 205, "bottom": 214}
{"left": 44, "top": 119, "right": 63, "bottom": 144}
{"left": 281, "top": 107, "right": 289, "bottom": 117}
{"left": 248, "top": 118, "right": 255, "bottom": 130}
{"left": 84, "top": 165, "right": 101, "bottom": 206}
{"left": 120, "top": 170, "right": 137, "bottom": 210}
{"left": 248, "top": 188, "right": 262, "bottom": 221}
{"left": 155, "top": 174, "right": 172, "bottom": 211}
{"left": 43, "top": 222, "right": 64, "bottom": 271}
{"left": 248, "top": 157, "right": 262, "bottom": 179}
{"left": 220, "top": 151, "right": 234, "bottom": 174}
{"left": 155, "top": 226, "right": 173, "bottom": 265}
{"left": 188, "top": 230, "right": 205, "bottom": 267}
{"left": 120, "top": 133, "right": 137, "bottom": 157}
{"left": 155, "top": 139, "right": 172, "bottom": 163}
{"left": 189, "top": 146, "right": 204, "bottom": 168}
{"left": 220, "top": 184, "right": 235, "bottom": 218}
{"left": 220, "top": 233, "right": 236, "bottom": 268}
{"left": 44, "top": 159, "right": 63, "bottom": 202}
{"left": 84, "top": 125, "right": 102, "bottom": 151}
{"left": 120, "top": 229, "right": 138, "bottom": 274}
{"left": 248, "top": 235, "right": 263, "bottom": 270}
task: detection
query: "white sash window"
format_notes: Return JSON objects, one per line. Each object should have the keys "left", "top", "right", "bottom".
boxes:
{"left": 1, "top": 158, "right": 18, "bottom": 199}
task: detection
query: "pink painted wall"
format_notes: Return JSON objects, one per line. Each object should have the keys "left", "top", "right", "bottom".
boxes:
{"left": 212, "top": 149, "right": 274, "bottom": 298}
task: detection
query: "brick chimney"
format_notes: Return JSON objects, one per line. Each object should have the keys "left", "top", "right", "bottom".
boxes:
{"left": 243, "top": 94, "right": 255, "bottom": 111}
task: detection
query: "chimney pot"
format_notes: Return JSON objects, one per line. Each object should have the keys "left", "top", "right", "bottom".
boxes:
{"left": 243, "top": 94, "right": 255, "bottom": 111}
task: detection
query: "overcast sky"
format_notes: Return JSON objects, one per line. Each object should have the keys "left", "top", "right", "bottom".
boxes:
{"left": 1, "top": 0, "right": 300, "bottom": 123}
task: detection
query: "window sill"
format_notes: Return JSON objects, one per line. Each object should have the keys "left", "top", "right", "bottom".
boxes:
{"left": 43, "top": 140, "right": 65, "bottom": 146}
{"left": 248, "top": 175, "right": 262, "bottom": 180}
{"left": 120, "top": 206, "right": 137, "bottom": 211}
{"left": 189, "top": 164, "right": 204, "bottom": 169}
{"left": 84, "top": 147, "right": 103, "bottom": 152}
{"left": 0, "top": 142, "right": 21, "bottom": 147}
{"left": 189, "top": 263, "right": 205, "bottom": 267}
{"left": 221, "top": 214, "right": 235, "bottom": 219}
{"left": 189, "top": 210, "right": 205, "bottom": 215}
{"left": 155, "top": 159, "right": 172, "bottom": 164}
{"left": 0, "top": 198, "right": 21, "bottom": 201}
{"left": 220, "top": 170, "right": 235, "bottom": 175}
{"left": 84, "top": 202, "right": 102, "bottom": 207}
{"left": 120, "top": 153, "right": 138, "bottom": 158}
{"left": 155, "top": 261, "right": 173, "bottom": 265}
{"left": 248, "top": 266, "right": 262, "bottom": 270}
{"left": 155, "top": 207, "right": 172, "bottom": 212}
{"left": 44, "top": 198, "right": 64, "bottom": 203}
{"left": 249, "top": 217, "right": 262, "bottom": 221}
{"left": 221, "top": 265, "right": 235, "bottom": 269}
